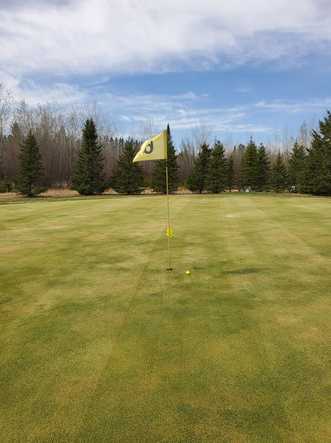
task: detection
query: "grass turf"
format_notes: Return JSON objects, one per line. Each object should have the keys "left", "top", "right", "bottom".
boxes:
{"left": 0, "top": 194, "right": 330, "bottom": 442}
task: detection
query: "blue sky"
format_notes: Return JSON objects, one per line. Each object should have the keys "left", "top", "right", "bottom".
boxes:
{"left": 1, "top": 0, "right": 331, "bottom": 146}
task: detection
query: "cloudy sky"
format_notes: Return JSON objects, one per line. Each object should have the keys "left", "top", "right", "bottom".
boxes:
{"left": 1, "top": 0, "right": 331, "bottom": 143}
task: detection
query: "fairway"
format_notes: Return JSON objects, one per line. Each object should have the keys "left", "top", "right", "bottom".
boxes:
{"left": 1, "top": 194, "right": 331, "bottom": 442}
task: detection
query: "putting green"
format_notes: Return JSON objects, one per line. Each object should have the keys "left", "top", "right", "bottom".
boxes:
{"left": 0, "top": 194, "right": 330, "bottom": 441}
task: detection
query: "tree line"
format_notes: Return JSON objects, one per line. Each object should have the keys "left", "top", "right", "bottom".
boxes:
{"left": 1, "top": 94, "right": 331, "bottom": 197}
{"left": 186, "top": 113, "right": 331, "bottom": 196}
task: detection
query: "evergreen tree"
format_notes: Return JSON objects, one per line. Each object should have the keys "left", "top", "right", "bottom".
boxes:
{"left": 113, "top": 139, "right": 143, "bottom": 194}
{"left": 235, "top": 144, "right": 246, "bottom": 190}
{"left": 256, "top": 144, "right": 270, "bottom": 191}
{"left": 207, "top": 141, "right": 227, "bottom": 193}
{"left": 305, "top": 112, "right": 331, "bottom": 195}
{"left": 17, "top": 130, "right": 44, "bottom": 197}
{"left": 288, "top": 142, "right": 307, "bottom": 193}
{"left": 152, "top": 125, "right": 178, "bottom": 193}
{"left": 227, "top": 153, "right": 235, "bottom": 192}
{"left": 187, "top": 143, "right": 211, "bottom": 193}
{"left": 241, "top": 139, "right": 259, "bottom": 190}
{"left": 271, "top": 152, "right": 288, "bottom": 192}
{"left": 72, "top": 119, "right": 105, "bottom": 195}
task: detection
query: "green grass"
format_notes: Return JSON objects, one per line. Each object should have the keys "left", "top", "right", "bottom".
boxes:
{"left": 1, "top": 194, "right": 330, "bottom": 442}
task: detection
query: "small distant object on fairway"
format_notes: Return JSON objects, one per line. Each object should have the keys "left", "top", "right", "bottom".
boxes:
{"left": 185, "top": 270, "right": 191, "bottom": 275}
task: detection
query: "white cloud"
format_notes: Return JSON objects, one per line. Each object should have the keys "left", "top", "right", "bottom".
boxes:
{"left": 0, "top": 71, "right": 87, "bottom": 106}
{"left": 2, "top": 70, "right": 329, "bottom": 139}
{"left": 0, "top": 0, "right": 331, "bottom": 78}
{"left": 96, "top": 91, "right": 273, "bottom": 135}
{"left": 255, "top": 98, "right": 331, "bottom": 113}
{"left": 103, "top": 93, "right": 331, "bottom": 135}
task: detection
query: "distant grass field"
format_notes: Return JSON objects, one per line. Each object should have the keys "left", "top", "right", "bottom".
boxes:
{"left": 1, "top": 194, "right": 330, "bottom": 442}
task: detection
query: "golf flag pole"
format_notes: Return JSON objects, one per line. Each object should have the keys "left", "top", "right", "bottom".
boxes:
{"left": 133, "top": 129, "right": 173, "bottom": 271}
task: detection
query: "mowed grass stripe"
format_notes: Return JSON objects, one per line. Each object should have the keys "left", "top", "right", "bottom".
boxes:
{"left": 0, "top": 194, "right": 330, "bottom": 442}
{"left": 75, "top": 196, "right": 193, "bottom": 441}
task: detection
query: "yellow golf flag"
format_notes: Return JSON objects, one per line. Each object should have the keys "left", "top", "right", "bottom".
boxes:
{"left": 133, "top": 130, "right": 167, "bottom": 163}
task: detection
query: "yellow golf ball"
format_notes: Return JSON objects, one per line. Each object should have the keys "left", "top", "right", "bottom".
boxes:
{"left": 186, "top": 270, "right": 191, "bottom": 275}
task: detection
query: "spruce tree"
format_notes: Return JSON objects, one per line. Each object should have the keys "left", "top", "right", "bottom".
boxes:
{"left": 256, "top": 144, "right": 270, "bottom": 191}
{"left": 289, "top": 142, "right": 307, "bottom": 193}
{"left": 241, "top": 139, "right": 259, "bottom": 190}
{"left": 235, "top": 144, "right": 246, "bottom": 190}
{"left": 227, "top": 153, "right": 235, "bottom": 192}
{"left": 113, "top": 139, "right": 143, "bottom": 194}
{"left": 207, "top": 141, "right": 228, "bottom": 193}
{"left": 72, "top": 119, "right": 105, "bottom": 195}
{"left": 17, "top": 130, "right": 44, "bottom": 197}
{"left": 152, "top": 125, "right": 178, "bottom": 193}
{"left": 271, "top": 152, "right": 288, "bottom": 192}
{"left": 305, "top": 112, "right": 331, "bottom": 196}
{"left": 187, "top": 143, "right": 211, "bottom": 193}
